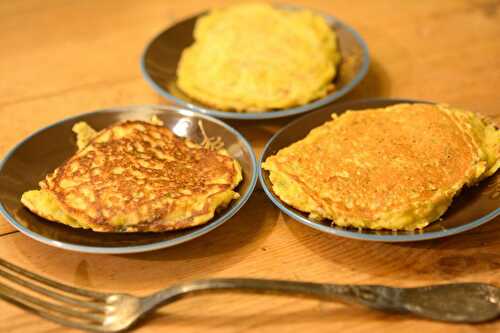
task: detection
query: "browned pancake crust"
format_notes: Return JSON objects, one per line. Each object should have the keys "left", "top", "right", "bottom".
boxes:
{"left": 41, "top": 121, "right": 238, "bottom": 231}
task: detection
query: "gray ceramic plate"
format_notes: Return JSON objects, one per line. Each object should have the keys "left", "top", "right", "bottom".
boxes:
{"left": 140, "top": 5, "right": 370, "bottom": 120}
{"left": 0, "top": 105, "right": 257, "bottom": 253}
{"left": 259, "top": 98, "right": 500, "bottom": 242}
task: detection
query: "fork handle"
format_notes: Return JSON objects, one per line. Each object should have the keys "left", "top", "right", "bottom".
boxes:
{"left": 141, "top": 278, "right": 404, "bottom": 313}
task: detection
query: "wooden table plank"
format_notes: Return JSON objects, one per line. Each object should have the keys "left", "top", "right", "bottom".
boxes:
{"left": 1, "top": 0, "right": 499, "bottom": 332}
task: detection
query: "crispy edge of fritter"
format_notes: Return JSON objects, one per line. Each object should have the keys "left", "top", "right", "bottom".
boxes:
{"left": 439, "top": 104, "right": 500, "bottom": 180}
{"left": 21, "top": 189, "right": 84, "bottom": 229}
{"left": 73, "top": 122, "right": 98, "bottom": 150}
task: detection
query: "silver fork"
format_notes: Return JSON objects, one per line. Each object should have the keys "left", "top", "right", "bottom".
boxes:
{"left": 0, "top": 258, "right": 499, "bottom": 332}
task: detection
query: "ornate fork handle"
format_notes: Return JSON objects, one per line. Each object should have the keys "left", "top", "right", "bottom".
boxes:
{"left": 140, "top": 279, "right": 500, "bottom": 323}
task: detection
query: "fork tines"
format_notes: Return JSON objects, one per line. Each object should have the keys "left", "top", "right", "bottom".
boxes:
{"left": 0, "top": 258, "right": 108, "bottom": 331}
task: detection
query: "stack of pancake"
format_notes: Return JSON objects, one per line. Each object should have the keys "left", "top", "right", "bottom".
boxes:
{"left": 263, "top": 103, "right": 500, "bottom": 231}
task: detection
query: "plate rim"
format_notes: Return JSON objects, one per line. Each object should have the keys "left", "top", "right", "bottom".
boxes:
{"left": 139, "top": 8, "right": 370, "bottom": 120}
{"left": 258, "top": 98, "right": 500, "bottom": 242}
{"left": 0, "top": 105, "right": 258, "bottom": 254}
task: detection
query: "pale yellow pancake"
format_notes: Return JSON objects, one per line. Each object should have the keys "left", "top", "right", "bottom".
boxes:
{"left": 262, "top": 104, "right": 500, "bottom": 230}
{"left": 177, "top": 3, "right": 340, "bottom": 112}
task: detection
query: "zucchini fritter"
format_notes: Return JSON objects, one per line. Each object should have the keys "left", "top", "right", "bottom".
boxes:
{"left": 21, "top": 120, "right": 242, "bottom": 232}
{"left": 262, "top": 104, "right": 500, "bottom": 230}
{"left": 177, "top": 3, "right": 340, "bottom": 112}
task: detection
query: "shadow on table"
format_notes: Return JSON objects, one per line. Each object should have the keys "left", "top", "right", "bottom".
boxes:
{"left": 341, "top": 58, "right": 392, "bottom": 101}
{"left": 119, "top": 190, "right": 278, "bottom": 262}
{"left": 285, "top": 214, "right": 500, "bottom": 281}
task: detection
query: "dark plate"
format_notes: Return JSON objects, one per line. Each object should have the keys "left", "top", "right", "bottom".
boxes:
{"left": 140, "top": 5, "right": 370, "bottom": 120}
{"left": 259, "top": 98, "right": 500, "bottom": 242}
{"left": 0, "top": 105, "right": 257, "bottom": 253}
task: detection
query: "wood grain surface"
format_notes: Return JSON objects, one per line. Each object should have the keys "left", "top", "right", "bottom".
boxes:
{"left": 1, "top": 0, "right": 500, "bottom": 332}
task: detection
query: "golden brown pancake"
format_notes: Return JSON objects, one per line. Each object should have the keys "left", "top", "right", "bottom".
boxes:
{"left": 21, "top": 120, "right": 242, "bottom": 232}
{"left": 176, "top": 3, "right": 340, "bottom": 112}
{"left": 262, "top": 103, "right": 500, "bottom": 230}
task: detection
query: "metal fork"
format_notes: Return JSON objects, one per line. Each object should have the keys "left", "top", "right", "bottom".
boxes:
{"left": 0, "top": 258, "right": 499, "bottom": 332}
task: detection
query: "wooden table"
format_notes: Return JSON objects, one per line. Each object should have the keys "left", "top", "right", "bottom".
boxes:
{"left": 1, "top": 0, "right": 499, "bottom": 332}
